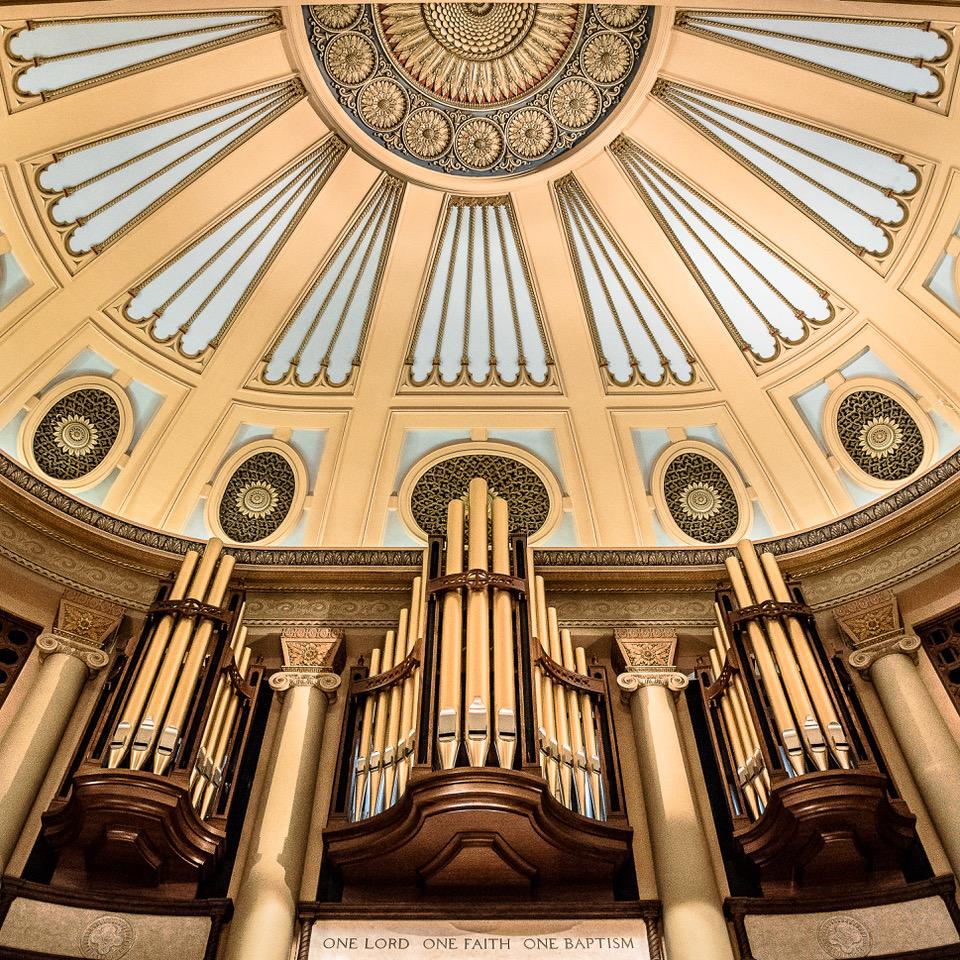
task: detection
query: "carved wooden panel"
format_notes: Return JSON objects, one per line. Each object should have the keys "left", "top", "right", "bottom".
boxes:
{"left": 0, "top": 608, "right": 40, "bottom": 707}
{"left": 917, "top": 609, "right": 960, "bottom": 714}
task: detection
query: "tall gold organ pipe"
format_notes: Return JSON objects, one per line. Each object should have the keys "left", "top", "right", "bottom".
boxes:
{"left": 382, "top": 609, "right": 409, "bottom": 807}
{"left": 492, "top": 496, "right": 517, "bottom": 770}
{"left": 108, "top": 549, "right": 200, "bottom": 768}
{"left": 536, "top": 576, "right": 561, "bottom": 800}
{"left": 724, "top": 555, "right": 806, "bottom": 775}
{"left": 737, "top": 542, "right": 828, "bottom": 772}
{"left": 709, "top": 645, "right": 760, "bottom": 819}
{"left": 760, "top": 553, "right": 851, "bottom": 770}
{"left": 715, "top": 609, "right": 771, "bottom": 792}
{"left": 130, "top": 540, "right": 225, "bottom": 771}
{"left": 198, "top": 643, "right": 251, "bottom": 819}
{"left": 368, "top": 629, "right": 397, "bottom": 814}
{"left": 575, "top": 646, "right": 602, "bottom": 818}
{"left": 526, "top": 547, "right": 548, "bottom": 779}
{"left": 154, "top": 556, "right": 236, "bottom": 775}
{"left": 437, "top": 498, "right": 464, "bottom": 769}
{"left": 191, "top": 615, "right": 247, "bottom": 788}
{"left": 353, "top": 647, "right": 382, "bottom": 820}
{"left": 465, "top": 478, "right": 491, "bottom": 767}
{"left": 547, "top": 608, "right": 574, "bottom": 804}
{"left": 191, "top": 624, "right": 247, "bottom": 798}
{"left": 561, "top": 627, "right": 588, "bottom": 814}
{"left": 397, "top": 577, "right": 422, "bottom": 795}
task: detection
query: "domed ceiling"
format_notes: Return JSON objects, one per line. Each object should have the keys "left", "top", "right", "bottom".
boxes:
{"left": 0, "top": 0, "right": 959, "bottom": 551}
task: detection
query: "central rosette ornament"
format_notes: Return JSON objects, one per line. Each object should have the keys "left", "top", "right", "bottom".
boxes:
{"left": 378, "top": 3, "right": 579, "bottom": 106}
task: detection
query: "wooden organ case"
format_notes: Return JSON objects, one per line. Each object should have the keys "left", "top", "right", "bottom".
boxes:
{"left": 320, "top": 479, "right": 635, "bottom": 905}
{"left": 39, "top": 540, "right": 265, "bottom": 898}
{"left": 695, "top": 541, "right": 960, "bottom": 959}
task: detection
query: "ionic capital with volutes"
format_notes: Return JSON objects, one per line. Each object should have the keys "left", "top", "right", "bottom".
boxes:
{"left": 848, "top": 635, "right": 921, "bottom": 677}
{"left": 617, "top": 669, "right": 689, "bottom": 702}
{"left": 269, "top": 668, "right": 342, "bottom": 699}
{"left": 35, "top": 590, "right": 124, "bottom": 677}
{"left": 270, "top": 625, "right": 345, "bottom": 700}
{"left": 614, "top": 627, "right": 687, "bottom": 699}
{"left": 36, "top": 633, "right": 110, "bottom": 675}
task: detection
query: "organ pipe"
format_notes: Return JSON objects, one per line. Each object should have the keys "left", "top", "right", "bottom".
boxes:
{"left": 342, "top": 478, "right": 613, "bottom": 823}
{"left": 465, "top": 477, "right": 491, "bottom": 767}
{"left": 705, "top": 541, "right": 859, "bottom": 822}
{"left": 437, "top": 498, "right": 464, "bottom": 769}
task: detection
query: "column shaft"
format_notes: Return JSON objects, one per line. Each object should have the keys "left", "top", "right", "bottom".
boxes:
{"left": 630, "top": 684, "right": 733, "bottom": 960}
{"left": 870, "top": 650, "right": 960, "bottom": 877}
{"left": 0, "top": 652, "right": 89, "bottom": 873}
{"left": 226, "top": 684, "right": 328, "bottom": 960}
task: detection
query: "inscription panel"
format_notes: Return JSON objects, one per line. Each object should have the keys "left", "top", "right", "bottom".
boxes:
{"left": 308, "top": 920, "right": 651, "bottom": 960}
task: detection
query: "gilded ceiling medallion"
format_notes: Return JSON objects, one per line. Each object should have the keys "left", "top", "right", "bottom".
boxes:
{"left": 303, "top": 4, "right": 652, "bottom": 177}
{"left": 376, "top": 4, "right": 579, "bottom": 106}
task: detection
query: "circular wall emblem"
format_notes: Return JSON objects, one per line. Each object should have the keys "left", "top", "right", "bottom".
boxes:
{"left": 80, "top": 915, "right": 134, "bottom": 960}
{"left": 816, "top": 914, "right": 871, "bottom": 959}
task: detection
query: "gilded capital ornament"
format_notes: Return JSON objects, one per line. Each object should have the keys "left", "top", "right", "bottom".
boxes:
{"left": 848, "top": 635, "right": 921, "bottom": 676}
{"left": 834, "top": 590, "right": 901, "bottom": 649}
{"left": 614, "top": 626, "right": 677, "bottom": 669}
{"left": 35, "top": 590, "right": 123, "bottom": 677}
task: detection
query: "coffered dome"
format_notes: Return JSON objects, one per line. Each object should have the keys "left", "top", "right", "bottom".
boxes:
{"left": 0, "top": 0, "right": 958, "bottom": 551}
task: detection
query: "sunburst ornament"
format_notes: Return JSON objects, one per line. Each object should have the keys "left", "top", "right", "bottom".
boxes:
{"left": 235, "top": 480, "right": 279, "bottom": 518}
{"left": 857, "top": 416, "right": 904, "bottom": 459}
{"left": 677, "top": 481, "right": 722, "bottom": 519}
{"left": 53, "top": 415, "right": 99, "bottom": 458}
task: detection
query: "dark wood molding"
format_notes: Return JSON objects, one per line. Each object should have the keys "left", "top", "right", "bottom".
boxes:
{"left": 322, "top": 767, "right": 632, "bottom": 903}
{"left": 41, "top": 770, "right": 226, "bottom": 897}
{"left": 734, "top": 769, "right": 916, "bottom": 896}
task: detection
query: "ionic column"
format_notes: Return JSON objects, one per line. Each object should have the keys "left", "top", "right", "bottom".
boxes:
{"left": 226, "top": 628, "right": 343, "bottom": 960}
{"left": 840, "top": 593, "right": 960, "bottom": 879}
{"left": 0, "top": 591, "right": 122, "bottom": 874}
{"left": 615, "top": 629, "right": 733, "bottom": 960}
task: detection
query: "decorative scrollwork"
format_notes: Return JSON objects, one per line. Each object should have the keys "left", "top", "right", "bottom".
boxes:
{"left": 148, "top": 597, "right": 230, "bottom": 624}
{"left": 662, "top": 450, "right": 740, "bottom": 545}
{"left": 427, "top": 569, "right": 527, "bottom": 594}
{"left": 218, "top": 450, "right": 297, "bottom": 544}
{"left": 411, "top": 454, "right": 551, "bottom": 538}
{"left": 836, "top": 389, "right": 925, "bottom": 482}
{"left": 32, "top": 388, "right": 121, "bottom": 482}
{"left": 303, "top": 4, "right": 652, "bottom": 177}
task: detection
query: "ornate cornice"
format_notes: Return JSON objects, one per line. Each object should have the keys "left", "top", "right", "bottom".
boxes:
{"left": 5, "top": 448, "right": 960, "bottom": 569}
{"left": 848, "top": 635, "right": 921, "bottom": 675}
